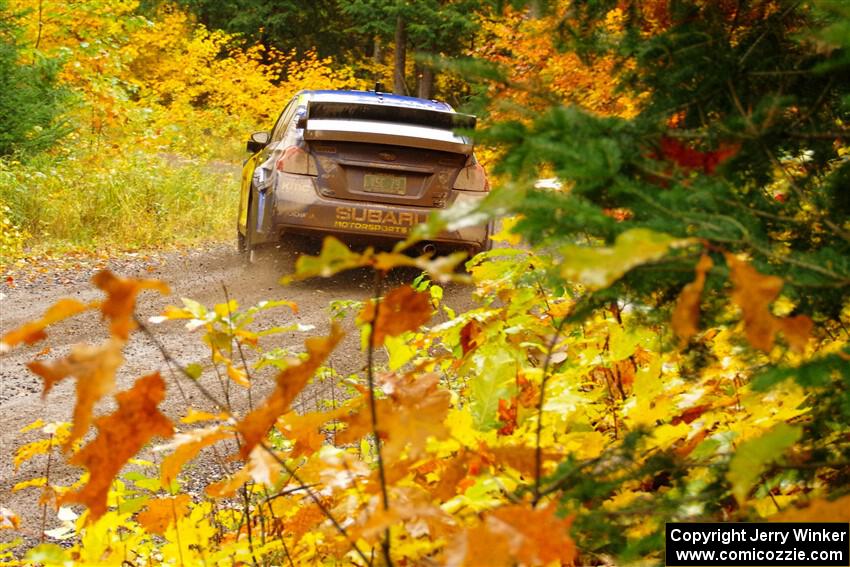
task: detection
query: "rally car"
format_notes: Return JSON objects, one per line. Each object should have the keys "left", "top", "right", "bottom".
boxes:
{"left": 237, "top": 89, "right": 491, "bottom": 261}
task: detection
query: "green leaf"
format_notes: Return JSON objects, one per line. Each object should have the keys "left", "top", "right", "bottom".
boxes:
{"left": 467, "top": 346, "right": 517, "bottom": 430}
{"left": 283, "top": 237, "right": 365, "bottom": 282}
{"left": 727, "top": 423, "right": 802, "bottom": 505}
{"left": 559, "top": 229, "right": 692, "bottom": 290}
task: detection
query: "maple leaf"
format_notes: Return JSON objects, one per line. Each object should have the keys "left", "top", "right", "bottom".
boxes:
{"left": 446, "top": 503, "right": 576, "bottom": 567}
{"left": 0, "top": 298, "right": 91, "bottom": 351}
{"left": 28, "top": 338, "right": 124, "bottom": 450}
{"left": 358, "top": 285, "right": 432, "bottom": 346}
{"left": 338, "top": 372, "right": 451, "bottom": 461}
{"left": 279, "top": 404, "right": 353, "bottom": 458}
{"left": 157, "top": 426, "right": 230, "bottom": 485}
{"left": 672, "top": 253, "right": 713, "bottom": 344}
{"left": 137, "top": 495, "right": 191, "bottom": 535}
{"left": 62, "top": 373, "right": 173, "bottom": 520}
{"left": 237, "top": 324, "right": 343, "bottom": 457}
{"left": 725, "top": 254, "right": 813, "bottom": 352}
{"left": 92, "top": 270, "right": 170, "bottom": 339}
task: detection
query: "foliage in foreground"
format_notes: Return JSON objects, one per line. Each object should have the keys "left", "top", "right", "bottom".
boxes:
{"left": 2, "top": 1, "right": 850, "bottom": 565}
{"left": 2, "top": 226, "right": 849, "bottom": 565}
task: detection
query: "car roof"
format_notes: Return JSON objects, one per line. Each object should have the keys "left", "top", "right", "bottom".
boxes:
{"left": 297, "top": 90, "right": 454, "bottom": 112}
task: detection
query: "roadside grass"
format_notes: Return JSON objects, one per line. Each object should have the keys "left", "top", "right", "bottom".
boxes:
{"left": 0, "top": 147, "right": 238, "bottom": 263}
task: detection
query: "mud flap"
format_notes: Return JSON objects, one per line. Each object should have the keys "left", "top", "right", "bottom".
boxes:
{"left": 257, "top": 190, "right": 266, "bottom": 231}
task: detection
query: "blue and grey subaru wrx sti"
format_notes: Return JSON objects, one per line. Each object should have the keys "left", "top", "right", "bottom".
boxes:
{"left": 237, "top": 89, "right": 491, "bottom": 261}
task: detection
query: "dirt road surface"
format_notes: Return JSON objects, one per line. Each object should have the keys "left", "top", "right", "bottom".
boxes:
{"left": 0, "top": 241, "right": 474, "bottom": 549}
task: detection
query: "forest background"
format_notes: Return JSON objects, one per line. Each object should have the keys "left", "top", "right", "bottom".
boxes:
{"left": 1, "top": 0, "right": 850, "bottom": 565}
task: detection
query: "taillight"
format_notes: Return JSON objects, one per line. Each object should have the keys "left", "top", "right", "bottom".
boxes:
{"left": 452, "top": 161, "right": 489, "bottom": 192}
{"left": 275, "top": 146, "right": 317, "bottom": 176}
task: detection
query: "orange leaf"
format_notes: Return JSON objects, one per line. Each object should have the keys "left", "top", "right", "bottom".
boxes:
{"left": 356, "top": 487, "right": 456, "bottom": 544}
{"left": 226, "top": 362, "right": 250, "bottom": 387}
{"left": 338, "top": 372, "right": 450, "bottom": 461}
{"left": 136, "top": 495, "right": 191, "bottom": 535}
{"left": 358, "top": 285, "right": 432, "bottom": 345}
{"left": 497, "top": 398, "right": 518, "bottom": 436}
{"left": 62, "top": 373, "right": 173, "bottom": 520}
{"left": 460, "top": 319, "right": 483, "bottom": 355}
{"left": 671, "top": 254, "right": 713, "bottom": 344}
{"left": 279, "top": 404, "right": 353, "bottom": 458}
{"left": 28, "top": 338, "right": 124, "bottom": 450}
{"left": 446, "top": 502, "right": 576, "bottom": 566}
{"left": 0, "top": 507, "right": 20, "bottom": 530}
{"left": 92, "top": 270, "right": 170, "bottom": 340}
{"left": 776, "top": 314, "right": 814, "bottom": 353}
{"left": 158, "top": 426, "right": 230, "bottom": 485}
{"left": 237, "top": 324, "right": 343, "bottom": 457}
{"left": 725, "top": 254, "right": 812, "bottom": 352}
{"left": 1, "top": 298, "right": 90, "bottom": 350}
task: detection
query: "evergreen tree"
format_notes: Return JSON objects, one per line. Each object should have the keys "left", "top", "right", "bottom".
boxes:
{"left": 0, "top": 0, "right": 67, "bottom": 157}
{"left": 466, "top": 1, "right": 850, "bottom": 557}
{"left": 170, "top": 0, "right": 357, "bottom": 60}
{"left": 341, "top": 0, "right": 484, "bottom": 98}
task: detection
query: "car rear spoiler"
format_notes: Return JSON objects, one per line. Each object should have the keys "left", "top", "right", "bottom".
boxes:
{"left": 302, "top": 100, "right": 476, "bottom": 154}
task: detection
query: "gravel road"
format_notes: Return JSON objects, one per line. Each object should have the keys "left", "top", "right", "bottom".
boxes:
{"left": 0, "top": 240, "right": 474, "bottom": 548}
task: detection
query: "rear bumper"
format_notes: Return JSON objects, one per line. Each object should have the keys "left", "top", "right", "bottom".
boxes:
{"left": 265, "top": 173, "right": 490, "bottom": 248}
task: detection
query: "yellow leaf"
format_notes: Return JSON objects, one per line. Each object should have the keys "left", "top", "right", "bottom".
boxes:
{"left": 158, "top": 426, "right": 230, "bottom": 485}
{"left": 1, "top": 298, "right": 91, "bottom": 350}
{"left": 226, "top": 362, "right": 250, "bottom": 387}
{"left": 28, "top": 338, "right": 124, "bottom": 450}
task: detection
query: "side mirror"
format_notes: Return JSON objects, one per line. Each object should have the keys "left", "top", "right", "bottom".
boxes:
{"left": 246, "top": 131, "right": 270, "bottom": 153}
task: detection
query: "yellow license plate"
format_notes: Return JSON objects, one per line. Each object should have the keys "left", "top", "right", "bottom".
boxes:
{"left": 363, "top": 173, "right": 407, "bottom": 196}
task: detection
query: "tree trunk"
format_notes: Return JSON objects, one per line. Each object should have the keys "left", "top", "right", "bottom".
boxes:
{"left": 393, "top": 15, "right": 407, "bottom": 95}
{"left": 372, "top": 36, "right": 383, "bottom": 64}
{"left": 417, "top": 65, "right": 434, "bottom": 99}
